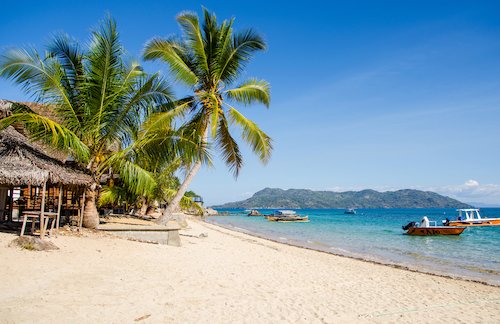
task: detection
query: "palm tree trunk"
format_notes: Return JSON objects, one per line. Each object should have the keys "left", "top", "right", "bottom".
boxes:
{"left": 82, "top": 185, "right": 100, "bottom": 229}
{"left": 139, "top": 196, "right": 148, "bottom": 216}
{"left": 156, "top": 126, "right": 208, "bottom": 227}
{"left": 156, "top": 160, "right": 202, "bottom": 227}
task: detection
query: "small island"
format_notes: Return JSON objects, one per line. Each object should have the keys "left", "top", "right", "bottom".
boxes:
{"left": 214, "top": 188, "right": 471, "bottom": 209}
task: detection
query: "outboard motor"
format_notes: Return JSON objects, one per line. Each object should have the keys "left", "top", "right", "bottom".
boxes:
{"left": 402, "top": 221, "right": 416, "bottom": 231}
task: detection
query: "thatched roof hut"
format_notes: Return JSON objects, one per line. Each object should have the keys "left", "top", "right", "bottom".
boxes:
{"left": 0, "top": 126, "right": 92, "bottom": 187}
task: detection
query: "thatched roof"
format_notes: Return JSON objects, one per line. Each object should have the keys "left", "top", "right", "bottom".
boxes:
{"left": 0, "top": 126, "right": 92, "bottom": 187}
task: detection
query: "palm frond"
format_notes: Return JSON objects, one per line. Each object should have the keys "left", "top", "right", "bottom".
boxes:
{"left": 226, "top": 104, "right": 272, "bottom": 163}
{"left": 216, "top": 29, "right": 266, "bottom": 83}
{"left": 137, "top": 124, "right": 210, "bottom": 168}
{"left": 100, "top": 72, "right": 175, "bottom": 149}
{"left": 176, "top": 11, "right": 209, "bottom": 75}
{"left": 180, "top": 197, "right": 203, "bottom": 213}
{"left": 214, "top": 17, "right": 234, "bottom": 80}
{"left": 215, "top": 114, "right": 242, "bottom": 176}
{"left": 0, "top": 47, "right": 80, "bottom": 124}
{"left": 105, "top": 151, "right": 157, "bottom": 196}
{"left": 85, "top": 16, "right": 124, "bottom": 139}
{"left": 46, "top": 33, "right": 86, "bottom": 128}
{"left": 162, "top": 187, "right": 201, "bottom": 212}
{"left": 99, "top": 184, "right": 136, "bottom": 207}
{"left": 0, "top": 113, "right": 90, "bottom": 162}
{"left": 143, "top": 37, "right": 198, "bottom": 86}
{"left": 225, "top": 78, "right": 270, "bottom": 107}
{"left": 201, "top": 7, "right": 219, "bottom": 80}
{"left": 209, "top": 94, "right": 220, "bottom": 138}
{"left": 47, "top": 33, "right": 84, "bottom": 82}
{"left": 142, "top": 98, "right": 194, "bottom": 134}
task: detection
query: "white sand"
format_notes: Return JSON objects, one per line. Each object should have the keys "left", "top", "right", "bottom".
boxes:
{"left": 0, "top": 219, "right": 499, "bottom": 323}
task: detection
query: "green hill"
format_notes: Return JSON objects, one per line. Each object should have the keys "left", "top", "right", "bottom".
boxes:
{"left": 213, "top": 188, "right": 470, "bottom": 209}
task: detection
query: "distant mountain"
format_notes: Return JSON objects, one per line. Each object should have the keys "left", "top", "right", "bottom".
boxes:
{"left": 213, "top": 188, "right": 471, "bottom": 209}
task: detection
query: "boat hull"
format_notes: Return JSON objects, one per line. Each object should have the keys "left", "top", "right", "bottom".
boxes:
{"left": 267, "top": 216, "right": 309, "bottom": 222}
{"left": 406, "top": 226, "right": 465, "bottom": 236}
{"left": 447, "top": 219, "right": 500, "bottom": 227}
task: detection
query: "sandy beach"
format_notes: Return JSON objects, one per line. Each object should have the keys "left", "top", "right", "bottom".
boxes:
{"left": 0, "top": 218, "right": 499, "bottom": 323}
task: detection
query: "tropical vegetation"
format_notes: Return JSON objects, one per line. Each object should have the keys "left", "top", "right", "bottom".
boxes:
{"left": 0, "top": 16, "right": 201, "bottom": 228}
{"left": 0, "top": 8, "right": 272, "bottom": 227}
{"left": 143, "top": 8, "right": 272, "bottom": 224}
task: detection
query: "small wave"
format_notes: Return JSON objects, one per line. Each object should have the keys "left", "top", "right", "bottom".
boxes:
{"left": 330, "top": 247, "right": 351, "bottom": 254}
{"left": 306, "top": 241, "right": 330, "bottom": 247}
{"left": 460, "top": 265, "right": 500, "bottom": 275}
{"left": 233, "top": 226, "right": 249, "bottom": 233}
{"left": 279, "top": 237, "right": 288, "bottom": 241}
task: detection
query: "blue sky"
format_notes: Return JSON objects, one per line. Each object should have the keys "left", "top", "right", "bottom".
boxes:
{"left": 1, "top": 1, "right": 500, "bottom": 205}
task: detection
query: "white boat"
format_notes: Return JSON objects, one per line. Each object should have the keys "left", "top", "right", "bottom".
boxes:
{"left": 274, "top": 210, "right": 296, "bottom": 216}
{"left": 443, "top": 209, "right": 500, "bottom": 227}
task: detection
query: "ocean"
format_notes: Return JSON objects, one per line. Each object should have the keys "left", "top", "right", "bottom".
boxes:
{"left": 207, "top": 208, "right": 500, "bottom": 286}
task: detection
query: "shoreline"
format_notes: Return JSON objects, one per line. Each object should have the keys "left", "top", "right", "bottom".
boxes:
{"left": 202, "top": 218, "right": 499, "bottom": 288}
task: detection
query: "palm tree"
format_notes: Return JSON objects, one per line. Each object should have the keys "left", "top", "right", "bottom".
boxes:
{"left": 102, "top": 141, "right": 205, "bottom": 217}
{"left": 0, "top": 16, "right": 174, "bottom": 228}
{"left": 143, "top": 8, "right": 272, "bottom": 225}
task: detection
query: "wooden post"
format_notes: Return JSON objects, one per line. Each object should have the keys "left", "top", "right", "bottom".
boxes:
{"left": 27, "top": 183, "right": 31, "bottom": 209}
{"left": 56, "top": 184, "right": 63, "bottom": 236}
{"left": 0, "top": 187, "right": 7, "bottom": 222}
{"left": 8, "top": 188, "right": 14, "bottom": 222}
{"left": 39, "top": 181, "right": 47, "bottom": 239}
{"left": 78, "top": 190, "right": 85, "bottom": 231}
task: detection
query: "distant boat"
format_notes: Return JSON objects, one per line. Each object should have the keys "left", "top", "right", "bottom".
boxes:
{"left": 403, "top": 216, "right": 465, "bottom": 236}
{"left": 344, "top": 208, "right": 356, "bottom": 215}
{"left": 443, "top": 209, "right": 500, "bottom": 227}
{"left": 266, "top": 210, "right": 309, "bottom": 222}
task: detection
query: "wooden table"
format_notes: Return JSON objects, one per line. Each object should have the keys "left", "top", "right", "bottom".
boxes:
{"left": 20, "top": 211, "right": 58, "bottom": 238}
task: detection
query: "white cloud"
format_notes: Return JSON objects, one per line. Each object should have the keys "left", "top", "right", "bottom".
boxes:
{"left": 464, "top": 179, "right": 479, "bottom": 188}
{"left": 434, "top": 180, "right": 500, "bottom": 204}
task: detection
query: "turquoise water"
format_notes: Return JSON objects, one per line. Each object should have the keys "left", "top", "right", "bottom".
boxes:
{"left": 207, "top": 208, "right": 500, "bottom": 285}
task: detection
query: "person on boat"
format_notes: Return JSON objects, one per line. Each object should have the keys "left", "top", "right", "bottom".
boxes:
{"left": 420, "top": 216, "right": 430, "bottom": 228}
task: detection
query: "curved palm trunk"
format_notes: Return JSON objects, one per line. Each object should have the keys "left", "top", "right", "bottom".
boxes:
{"left": 157, "top": 127, "right": 208, "bottom": 227}
{"left": 82, "top": 186, "right": 100, "bottom": 229}
{"left": 156, "top": 160, "right": 202, "bottom": 227}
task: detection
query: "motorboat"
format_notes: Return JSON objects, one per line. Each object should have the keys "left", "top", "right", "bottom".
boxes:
{"left": 344, "top": 208, "right": 356, "bottom": 215}
{"left": 403, "top": 216, "right": 465, "bottom": 236}
{"left": 266, "top": 210, "right": 309, "bottom": 222}
{"left": 443, "top": 209, "right": 500, "bottom": 227}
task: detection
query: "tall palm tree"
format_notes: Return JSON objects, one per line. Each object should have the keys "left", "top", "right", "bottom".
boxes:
{"left": 143, "top": 8, "right": 272, "bottom": 225}
{"left": 0, "top": 17, "right": 175, "bottom": 228}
